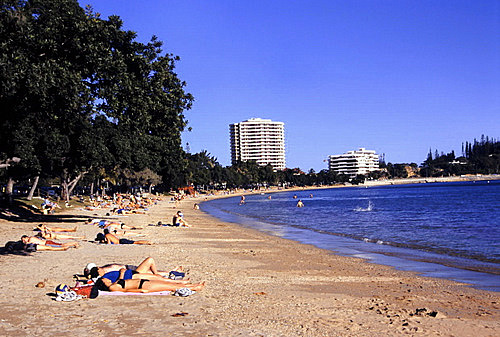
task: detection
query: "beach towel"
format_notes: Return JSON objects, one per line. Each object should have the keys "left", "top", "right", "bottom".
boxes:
{"left": 98, "top": 288, "right": 196, "bottom": 297}
{"left": 98, "top": 290, "right": 172, "bottom": 296}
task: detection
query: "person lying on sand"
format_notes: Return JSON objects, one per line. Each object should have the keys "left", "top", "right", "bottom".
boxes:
{"left": 33, "top": 224, "right": 77, "bottom": 232}
{"left": 94, "top": 268, "right": 205, "bottom": 293}
{"left": 95, "top": 230, "right": 152, "bottom": 245}
{"left": 110, "top": 208, "right": 146, "bottom": 215}
{"left": 85, "top": 219, "right": 141, "bottom": 230}
{"left": 86, "top": 258, "right": 187, "bottom": 283}
{"left": 85, "top": 219, "right": 143, "bottom": 236}
{"left": 34, "top": 224, "right": 84, "bottom": 240}
{"left": 84, "top": 257, "right": 184, "bottom": 279}
{"left": 35, "top": 230, "right": 84, "bottom": 241}
{"left": 21, "top": 235, "right": 79, "bottom": 248}
{"left": 4, "top": 240, "right": 69, "bottom": 252}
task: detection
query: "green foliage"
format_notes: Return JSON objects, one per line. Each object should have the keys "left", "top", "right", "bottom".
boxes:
{"left": 0, "top": 0, "right": 192, "bottom": 194}
{"left": 423, "top": 136, "right": 499, "bottom": 176}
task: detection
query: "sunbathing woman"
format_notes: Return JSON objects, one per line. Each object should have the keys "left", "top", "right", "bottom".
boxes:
{"left": 85, "top": 219, "right": 142, "bottom": 230}
{"left": 34, "top": 224, "right": 77, "bottom": 232}
{"left": 21, "top": 235, "right": 79, "bottom": 248}
{"left": 35, "top": 230, "right": 84, "bottom": 241}
{"left": 96, "top": 230, "right": 152, "bottom": 245}
{"left": 84, "top": 257, "right": 182, "bottom": 279}
{"left": 95, "top": 268, "right": 205, "bottom": 293}
{"left": 34, "top": 225, "right": 84, "bottom": 240}
{"left": 88, "top": 264, "right": 188, "bottom": 284}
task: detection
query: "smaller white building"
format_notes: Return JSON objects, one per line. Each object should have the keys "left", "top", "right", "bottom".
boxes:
{"left": 328, "top": 148, "right": 379, "bottom": 177}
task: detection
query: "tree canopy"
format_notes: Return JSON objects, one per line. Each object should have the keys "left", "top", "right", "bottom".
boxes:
{"left": 0, "top": 0, "right": 193, "bottom": 199}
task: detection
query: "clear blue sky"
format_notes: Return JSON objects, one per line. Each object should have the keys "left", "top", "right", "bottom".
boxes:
{"left": 79, "top": 0, "right": 499, "bottom": 171}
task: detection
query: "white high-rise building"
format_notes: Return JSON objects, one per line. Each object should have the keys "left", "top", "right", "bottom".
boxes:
{"left": 328, "top": 148, "right": 379, "bottom": 177}
{"left": 229, "top": 118, "right": 286, "bottom": 170}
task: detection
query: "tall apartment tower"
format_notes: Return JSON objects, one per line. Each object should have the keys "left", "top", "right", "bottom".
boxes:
{"left": 229, "top": 118, "right": 286, "bottom": 170}
{"left": 328, "top": 148, "right": 379, "bottom": 177}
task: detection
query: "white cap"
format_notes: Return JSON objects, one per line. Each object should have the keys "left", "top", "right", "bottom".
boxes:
{"left": 85, "top": 263, "right": 97, "bottom": 271}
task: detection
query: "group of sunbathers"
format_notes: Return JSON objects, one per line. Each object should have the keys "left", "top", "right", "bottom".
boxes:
{"left": 2, "top": 224, "right": 83, "bottom": 252}
{"left": 82, "top": 256, "right": 205, "bottom": 294}
{"left": 82, "top": 193, "right": 159, "bottom": 213}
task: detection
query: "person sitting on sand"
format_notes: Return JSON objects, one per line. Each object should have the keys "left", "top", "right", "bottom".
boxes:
{"left": 21, "top": 235, "right": 79, "bottom": 248}
{"left": 41, "top": 198, "right": 60, "bottom": 214}
{"left": 84, "top": 257, "right": 182, "bottom": 279}
{"left": 94, "top": 268, "right": 205, "bottom": 293}
{"left": 172, "top": 211, "right": 191, "bottom": 227}
{"left": 95, "top": 229, "right": 152, "bottom": 245}
{"left": 34, "top": 224, "right": 77, "bottom": 232}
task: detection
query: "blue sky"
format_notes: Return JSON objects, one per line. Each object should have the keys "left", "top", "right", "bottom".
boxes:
{"left": 79, "top": 0, "right": 499, "bottom": 171}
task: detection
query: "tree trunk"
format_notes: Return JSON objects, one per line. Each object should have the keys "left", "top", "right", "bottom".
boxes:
{"left": 67, "top": 172, "right": 86, "bottom": 202}
{"left": 61, "top": 179, "right": 69, "bottom": 202}
{"left": 6, "top": 177, "right": 15, "bottom": 204}
{"left": 90, "top": 182, "right": 94, "bottom": 196}
{"left": 27, "top": 175, "right": 40, "bottom": 200}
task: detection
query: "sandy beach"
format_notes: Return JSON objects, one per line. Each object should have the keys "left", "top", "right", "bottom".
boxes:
{"left": 0, "top": 192, "right": 498, "bottom": 336}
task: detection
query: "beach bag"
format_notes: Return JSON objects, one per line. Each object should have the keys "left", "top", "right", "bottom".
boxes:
{"left": 71, "top": 284, "right": 93, "bottom": 298}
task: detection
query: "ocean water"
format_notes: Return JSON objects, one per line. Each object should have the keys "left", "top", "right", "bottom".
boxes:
{"left": 200, "top": 180, "right": 500, "bottom": 292}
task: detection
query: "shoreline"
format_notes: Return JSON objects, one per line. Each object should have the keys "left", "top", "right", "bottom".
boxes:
{"left": 0, "top": 194, "right": 498, "bottom": 335}
{"left": 199, "top": 180, "right": 500, "bottom": 292}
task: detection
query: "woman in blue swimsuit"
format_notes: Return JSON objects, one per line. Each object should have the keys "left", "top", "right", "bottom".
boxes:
{"left": 96, "top": 268, "right": 205, "bottom": 293}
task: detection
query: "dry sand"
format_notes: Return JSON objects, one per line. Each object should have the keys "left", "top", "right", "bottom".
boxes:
{"left": 0, "top": 193, "right": 498, "bottom": 336}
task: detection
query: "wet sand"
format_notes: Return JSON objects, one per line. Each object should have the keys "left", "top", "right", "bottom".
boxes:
{"left": 0, "top": 193, "right": 498, "bottom": 336}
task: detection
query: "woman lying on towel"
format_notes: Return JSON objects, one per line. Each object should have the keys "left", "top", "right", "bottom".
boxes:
{"left": 84, "top": 257, "right": 182, "bottom": 279}
{"left": 95, "top": 230, "right": 152, "bottom": 245}
{"left": 95, "top": 268, "right": 205, "bottom": 293}
{"left": 86, "top": 258, "right": 185, "bottom": 282}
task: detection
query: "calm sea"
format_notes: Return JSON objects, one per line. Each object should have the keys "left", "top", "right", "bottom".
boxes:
{"left": 201, "top": 180, "right": 500, "bottom": 292}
